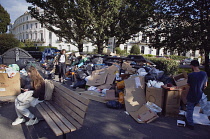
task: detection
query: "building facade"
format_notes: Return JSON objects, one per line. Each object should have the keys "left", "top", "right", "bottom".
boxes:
{"left": 9, "top": 11, "right": 95, "bottom": 52}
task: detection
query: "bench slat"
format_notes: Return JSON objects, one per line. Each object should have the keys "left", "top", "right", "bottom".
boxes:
{"left": 54, "top": 87, "right": 89, "bottom": 112}
{"left": 53, "top": 89, "right": 86, "bottom": 118}
{"left": 49, "top": 101, "right": 82, "bottom": 129}
{"left": 53, "top": 95, "right": 84, "bottom": 125}
{"left": 36, "top": 104, "right": 63, "bottom": 136}
{"left": 40, "top": 102, "right": 71, "bottom": 134}
{"left": 45, "top": 101, "right": 77, "bottom": 132}
{"left": 54, "top": 81, "right": 90, "bottom": 105}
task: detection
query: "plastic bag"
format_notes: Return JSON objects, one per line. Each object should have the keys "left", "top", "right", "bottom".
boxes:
{"left": 73, "top": 80, "right": 86, "bottom": 89}
{"left": 146, "top": 101, "right": 162, "bottom": 113}
{"left": 106, "top": 100, "right": 123, "bottom": 109}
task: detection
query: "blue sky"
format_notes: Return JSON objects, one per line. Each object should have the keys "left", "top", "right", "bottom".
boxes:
{"left": 0, "top": 0, "right": 32, "bottom": 23}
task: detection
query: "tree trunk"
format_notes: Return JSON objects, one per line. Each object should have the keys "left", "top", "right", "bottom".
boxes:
{"left": 97, "top": 42, "right": 104, "bottom": 54}
{"left": 78, "top": 43, "right": 83, "bottom": 52}
{"left": 204, "top": 50, "right": 210, "bottom": 76}
{"left": 156, "top": 48, "right": 160, "bottom": 56}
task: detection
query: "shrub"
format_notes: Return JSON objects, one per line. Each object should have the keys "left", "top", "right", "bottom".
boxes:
{"left": 130, "top": 45, "right": 140, "bottom": 55}
{"left": 143, "top": 54, "right": 154, "bottom": 57}
{"left": 115, "top": 47, "right": 121, "bottom": 54}
{"left": 115, "top": 47, "right": 127, "bottom": 56}
{"left": 146, "top": 57, "right": 180, "bottom": 75}
{"left": 0, "top": 33, "right": 20, "bottom": 55}
{"left": 167, "top": 55, "right": 188, "bottom": 61}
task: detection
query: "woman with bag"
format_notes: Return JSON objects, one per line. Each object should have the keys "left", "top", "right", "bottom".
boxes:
{"left": 12, "top": 66, "right": 45, "bottom": 126}
{"left": 54, "top": 49, "right": 67, "bottom": 83}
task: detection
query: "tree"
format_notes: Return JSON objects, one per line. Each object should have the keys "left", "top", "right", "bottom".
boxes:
{"left": 27, "top": 0, "right": 156, "bottom": 54}
{"left": 0, "top": 4, "right": 11, "bottom": 33}
{"left": 130, "top": 44, "right": 140, "bottom": 54}
{"left": 110, "top": 0, "right": 156, "bottom": 48}
{"left": 0, "top": 34, "right": 20, "bottom": 55}
{"left": 148, "top": 0, "right": 210, "bottom": 75}
{"left": 89, "top": 0, "right": 156, "bottom": 53}
{"left": 27, "top": 0, "right": 92, "bottom": 52}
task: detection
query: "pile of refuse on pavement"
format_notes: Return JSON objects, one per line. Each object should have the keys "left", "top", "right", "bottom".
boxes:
{"left": 43, "top": 53, "right": 210, "bottom": 125}
{"left": 1, "top": 52, "right": 210, "bottom": 126}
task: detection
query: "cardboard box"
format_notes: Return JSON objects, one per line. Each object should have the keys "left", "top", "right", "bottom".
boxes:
{"left": 0, "top": 72, "right": 21, "bottom": 96}
{"left": 164, "top": 89, "right": 181, "bottom": 116}
{"left": 179, "top": 85, "right": 189, "bottom": 104}
{"left": 173, "top": 72, "right": 188, "bottom": 87}
{"left": 146, "top": 87, "right": 164, "bottom": 109}
{"left": 165, "top": 89, "right": 181, "bottom": 105}
{"left": 129, "top": 105, "right": 158, "bottom": 123}
{"left": 165, "top": 105, "right": 180, "bottom": 116}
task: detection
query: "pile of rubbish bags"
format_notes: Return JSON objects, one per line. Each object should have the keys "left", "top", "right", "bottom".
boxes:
{"left": 54, "top": 53, "right": 209, "bottom": 124}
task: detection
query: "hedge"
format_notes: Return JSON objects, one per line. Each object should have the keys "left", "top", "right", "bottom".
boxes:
{"left": 146, "top": 57, "right": 180, "bottom": 75}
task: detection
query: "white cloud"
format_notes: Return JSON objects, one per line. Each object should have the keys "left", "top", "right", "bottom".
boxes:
{"left": 0, "top": 0, "right": 32, "bottom": 23}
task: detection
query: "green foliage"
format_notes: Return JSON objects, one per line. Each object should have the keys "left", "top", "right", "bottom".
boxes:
{"left": 0, "top": 5, "right": 10, "bottom": 33}
{"left": 178, "top": 68, "right": 192, "bottom": 74}
{"left": 143, "top": 54, "right": 154, "bottom": 57}
{"left": 149, "top": 0, "right": 210, "bottom": 74}
{"left": 168, "top": 55, "right": 188, "bottom": 61}
{"left": 115, "top": 47, "right": 127, "bottom": 56}
{"left": 115, "top": 47, "right": 121, "bottom": 54}
{"left": 147, "top": 57, "right": 179, "bottom": 75}
{"left": 27, "top": 0, "right": 156, "bottom": 54}
{"left": 0, "top": 34, "right": 20, "bottom": 55}
{"left": 130, "top": 45, "right": 140, "bottom": 55}
{"left": 24, "top": 39, "right": 34, "bottom": 47}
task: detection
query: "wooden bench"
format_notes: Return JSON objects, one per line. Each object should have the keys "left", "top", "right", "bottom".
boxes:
{"left": 36, "top": 81, "right": 90, "bottom": 139}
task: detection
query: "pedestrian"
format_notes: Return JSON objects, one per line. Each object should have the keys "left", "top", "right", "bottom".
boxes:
{"left": 12, "top": 66, "right": 45, "bottom": 126}
{"left": 186, "top": 60, "right": 208, "bottom": 130}
{"left": 54, "top": 49, "right": 67, "bottom": 83}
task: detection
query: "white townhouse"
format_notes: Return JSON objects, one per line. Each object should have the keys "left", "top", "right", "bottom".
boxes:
{"left": 9, "top": 11, "right": 95, "bottom": 52}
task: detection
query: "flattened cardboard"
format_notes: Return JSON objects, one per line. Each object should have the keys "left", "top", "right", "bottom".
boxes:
{"left": 124, "top": 76, "right": 146, "bottom": 112}
{"left": 0, "top": 72, "right": 21, "bottom": 96}
{"left": 129, "top": 105, "right": 158, "bottom": 123}
{"left": 173, "top": 72, "right": 188, "bottom": 87}
{"left": 105, "top": 90, "right": 118, "bottom": 101}
{"left": 105, "top": 65, "right": 118, "bottom": 85}
{"left": 79, "top": 91, "right": 106, "bottom": 103}
{"left": 146, "top": 87, "right": 164, "bottom": 109}
{"left": 86, "top": 69, "right": 108, "bottom": 86}
{"left": 97, "top": 84, "right": 112, "bottom": 90}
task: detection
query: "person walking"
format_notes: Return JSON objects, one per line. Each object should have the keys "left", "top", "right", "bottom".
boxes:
{"left": 55, "top": 49, "right": 67, "bottom": 83}
{"left": 12, "top": 66, "right": 45, "bottom": 126}
{"left": 186, "top": 60, "right": 208, "bottom": 130}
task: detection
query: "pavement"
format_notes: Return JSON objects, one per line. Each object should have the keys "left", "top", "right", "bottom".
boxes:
{"left": 0, "top": 78, "right": 210, "bottom": 139}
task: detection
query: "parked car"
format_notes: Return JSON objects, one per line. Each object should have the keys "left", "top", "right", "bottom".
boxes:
{"left": 180, "top": 58, "right": 193, "bottom": 65}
